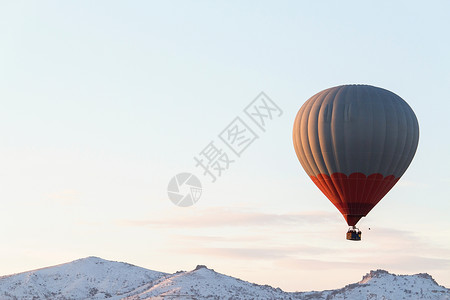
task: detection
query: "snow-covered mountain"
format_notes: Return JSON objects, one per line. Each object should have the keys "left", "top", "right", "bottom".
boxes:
{"left": 0, "top": 257, "right": 167, "bottom": 300}
{"left": 0, "top": 257, "right": 448, "bottom": 300}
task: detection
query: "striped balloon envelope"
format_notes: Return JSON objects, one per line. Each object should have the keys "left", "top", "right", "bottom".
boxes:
{"left": 293, "top": 85, "right": 419, "bottom": 227}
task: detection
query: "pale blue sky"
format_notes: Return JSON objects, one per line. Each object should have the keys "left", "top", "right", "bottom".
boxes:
{"left": 1, "top": 0, "right": 449, "bottom": 291}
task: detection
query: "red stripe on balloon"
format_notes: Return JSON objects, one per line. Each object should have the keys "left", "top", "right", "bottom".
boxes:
{"left": 310, "top": 173, "right": 400, "bottom": 226}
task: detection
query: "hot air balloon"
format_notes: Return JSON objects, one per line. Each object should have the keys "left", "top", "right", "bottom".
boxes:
{"left": 293, "top": 85, "right": 419, "bottom": 240}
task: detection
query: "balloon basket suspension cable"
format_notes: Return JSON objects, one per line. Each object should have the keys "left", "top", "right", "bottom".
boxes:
{"left": 346, "top": 226, "right": 362, "bottom": 241}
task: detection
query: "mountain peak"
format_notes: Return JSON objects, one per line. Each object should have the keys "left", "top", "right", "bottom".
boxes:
{"left": 359, "top": 269, "right": 438, "bottom": 286}
{"left": 0, "top": 257, "right": 168, "bottom": 300}
{"left": 360, "top": 269, "right": 391, "bottom": 283}
{"left": 193, "top": 264, "right": 212, "bottom": 271}
{"left": 72, "top": 256, "right": 105, "bottom": 263}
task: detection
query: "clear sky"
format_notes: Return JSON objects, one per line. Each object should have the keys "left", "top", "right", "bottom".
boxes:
{"left": 1, "top": 0, "right": 449, "bottom": 292}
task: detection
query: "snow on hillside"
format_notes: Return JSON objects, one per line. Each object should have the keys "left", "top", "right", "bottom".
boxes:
{"left": 0, "top": 256, "right": 167, "bottom": 300}
{"left": 123, "top": 266, "right": 450, "bottom": 300}
{"left": 124, "top": 265, "right": 294, "bottom": 299}
{"left": 0, "top": 258, "right": 449, "bottom": 300}
{"left": 306, "top": 269, "right": 450, "bottom": 300}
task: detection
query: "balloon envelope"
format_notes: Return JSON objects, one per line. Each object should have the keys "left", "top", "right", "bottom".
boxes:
{"left": 293, "top": 85, "right": 419, "bottom": 226}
